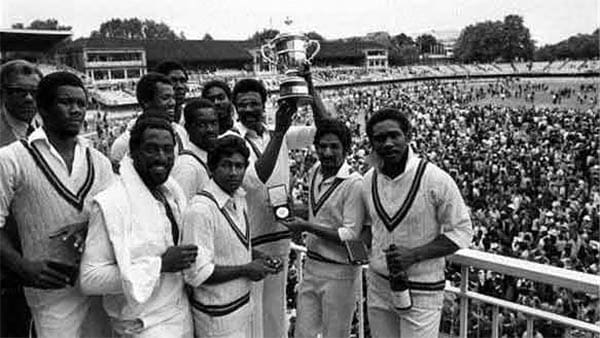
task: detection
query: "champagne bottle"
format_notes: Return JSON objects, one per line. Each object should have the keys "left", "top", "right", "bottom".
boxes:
{"left": 386, "top": 244, "right": 412, "bottom": 310}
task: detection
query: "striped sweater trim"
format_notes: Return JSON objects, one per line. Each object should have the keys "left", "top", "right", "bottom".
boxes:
{"left": 306, "top": 250, "right": 347, "bottom": 265}
{"left": 372, "top": 159, "right": 427, "bottom": 232}
{"left": 20, "top": 140, "right": 95, "bottom": 211}
{"left": 189, "top": 292, "right": 250, "bottom": 317}
{"left": 250, "top": 230, "right": 291, "bottom": 247}
{"left": 374, "top": 271, "right": 446, "bottom": 291}
{"left": 309, "top": 165, "right": 345, "bottom": 217}
{"left": 197, "top": 191, "right": 250, "bottom": 249}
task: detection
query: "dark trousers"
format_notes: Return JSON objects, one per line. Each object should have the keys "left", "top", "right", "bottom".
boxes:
{"left": 1, "top": 284, "right": 32, "bottom": 338}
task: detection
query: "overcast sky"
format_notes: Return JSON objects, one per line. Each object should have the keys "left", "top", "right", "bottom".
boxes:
{"left": 1, "top": 0, "right": 598, "bottom": 46}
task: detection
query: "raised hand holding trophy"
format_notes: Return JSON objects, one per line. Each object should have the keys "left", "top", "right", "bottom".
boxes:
{"left": 261, "top": 18, "right": 320, "bottom": 104}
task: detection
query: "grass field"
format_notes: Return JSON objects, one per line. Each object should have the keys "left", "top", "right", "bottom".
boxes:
{"left": 466, "top": 77, "right": 599, "bottom": 110}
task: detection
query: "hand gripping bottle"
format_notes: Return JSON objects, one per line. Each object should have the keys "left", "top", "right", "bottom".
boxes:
{"left": 386, "top": 244, "right": 412, "bottom": 310}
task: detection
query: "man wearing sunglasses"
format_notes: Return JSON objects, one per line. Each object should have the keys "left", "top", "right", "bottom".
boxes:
{"left": 0, "top": 59, "right": 43, "bottom": 338}
{"left": 0, "top": 59, "right": 43, "bottom": 147}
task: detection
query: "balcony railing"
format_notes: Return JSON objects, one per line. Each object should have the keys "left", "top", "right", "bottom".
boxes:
{"left": 289, "top": 245, "right": 600, "bottom": 338}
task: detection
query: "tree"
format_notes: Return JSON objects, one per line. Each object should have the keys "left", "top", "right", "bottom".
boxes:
{"left": 501, "top": 15, "right": 534, "bottom": 61}
{"left": 534, "top": 29, "right": 599, "bottom": 61}
{"left": 202, "top": 33, "right": 214, "bottom": 41}
{"left": 248, "top": 29, "right": 280, "bottom": 44}
{"left": 12, "top": 18, "right": 71, "bottom": 31}
{"left": 390, "top": 44, "right": 419, "bottom": 65}
{"left": 393, "top": 33, "right": 415, "bottom": 47}
{"left": 454, "top": 20, "right": 504, "bottom": 62}
{"left": 454, "top": 14, "right": 535, "bottom": 63}
{"left": 90, "top": 18, "right": 182, "bottom": 40}
{"left": 415, "top": 34, "right": 438, "bottom": 54}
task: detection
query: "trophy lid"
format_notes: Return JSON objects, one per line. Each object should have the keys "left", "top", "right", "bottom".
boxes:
{"left": 269, "top": 17, "right": 309, "bottom": 43}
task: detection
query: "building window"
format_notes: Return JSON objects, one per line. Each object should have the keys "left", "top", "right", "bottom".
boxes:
{"left": 127, "top": 69, "right": 141, "bottom": 79}
{"left": 112, "top": 69, "right": 125, "bottom": 79}
{"left": 93, "top": 70, "right": 109, "bottom": 80}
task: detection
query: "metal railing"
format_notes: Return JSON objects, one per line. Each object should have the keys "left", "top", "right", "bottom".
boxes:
{"left": 289, "top": 245, "right": 600, "bottom": 338}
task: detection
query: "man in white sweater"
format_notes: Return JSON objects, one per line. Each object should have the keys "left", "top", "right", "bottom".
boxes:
{"left": 281, "top": 118, "right": 365, "bottom": 338}
{"left": 80, "top": 117, "right": 197, "bottom": 337}
{"left": 109, "top": 72, "right": 189, "bottom": 170}
{"left": 362, "top": 108, "right": 473, "bottom": 337}
{"left": 182, "top": 135, "right": 282, "bottom": 337}
{"left": 0, "top": 72, "right": 114, "bottom": 337}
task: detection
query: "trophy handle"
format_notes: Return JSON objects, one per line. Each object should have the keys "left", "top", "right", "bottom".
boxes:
{"left": 261, "top": 44, "right": 276, "bottom": 65}
{"left": 306, "top": 40, "right": 321, "bottom": 63}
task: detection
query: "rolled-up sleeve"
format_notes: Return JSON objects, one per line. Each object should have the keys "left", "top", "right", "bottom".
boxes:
{"left": 337, "top": 177, "right": 366, "bottom": 241}
{"left": 181, "top": 202, "right": 215, "bottom": 287}
{"left": 79, "top": 202, "right": 123, "bottom": 295}
{"left": 435, "top": 175, "right": 473, "bottom": 249}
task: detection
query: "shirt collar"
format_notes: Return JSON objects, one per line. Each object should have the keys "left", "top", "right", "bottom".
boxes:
{"left": 374, "top": 146, "right": 419, "bottom": 179}
{"left": 318, "top": 161, "right": 353, "bottom": 181}
{"left": 28, "top": 127, "right": 87, "bottom": 148}
{"left": 205, "top": 179, "right": 246, "bottom": 209}
{"left": 234, "top": 121, "right": 269, "bottom": 139}
{"left": 187, "top": 141, "right": 208, "bottom": 162}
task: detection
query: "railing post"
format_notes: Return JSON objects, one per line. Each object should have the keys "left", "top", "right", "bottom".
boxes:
{"left": 357, "top": 266, "right": 365, "bottom": 338}
{"left": 526, "top": 316, "right": 534, "bottom": 338}
{"left": 491, "top": 305, "right": 499, "bottom": 338}
{"left": 459, "top": 266, "right": 469, "bottom": 338}
{"left": 297, "top": 252, "right": 305, "bottom": 283}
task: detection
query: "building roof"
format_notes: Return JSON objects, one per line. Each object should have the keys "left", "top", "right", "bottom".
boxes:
{"left": 61, "top": 38, "right": 252, "bottom": 63}
{"left": 0, "top": 28, "right": 72, "bottom": 52}
{"left": 315, "top": 40, "right": 388, "bottom": 59}
{"left": 59, "top": 38, "right": 393, "bottom": 65}
{"left": 143, "top": 39, "right": 252, "bottom": 63}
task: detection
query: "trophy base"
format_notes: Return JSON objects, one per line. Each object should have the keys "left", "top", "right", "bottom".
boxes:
{"left": 278, "top": 76, "right": 313, "bottom": 104}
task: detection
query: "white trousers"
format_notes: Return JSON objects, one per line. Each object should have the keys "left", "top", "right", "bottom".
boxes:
{"left": 366, "top": 270, "right": 443, "bottom": 338}
{"left": 294, "top": 259, "right": 360, "bottom": 338}
{"left": 251, "top": 252, "right": 289, "bottom": 338}
{"left": 26, "top": 288, "right": 91, "bottom": 338}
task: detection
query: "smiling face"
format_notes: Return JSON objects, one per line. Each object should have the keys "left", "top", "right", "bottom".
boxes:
{"left": 145, "top": 82, "right": 176, "bottom": 121}
{"left": 132, "top": 128, "right": 175, "bottom": 189}
{"left": 212, "top": 152, "right": 248, "bottom": 195}
{"left": 235, "top": 91, "right": 265, "bottom": 133}
{"left": 370, "top": 119, "right": 410, "bottom": 167}
{"left": 41, "top": 85, "right": 87, "bottom": 137}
